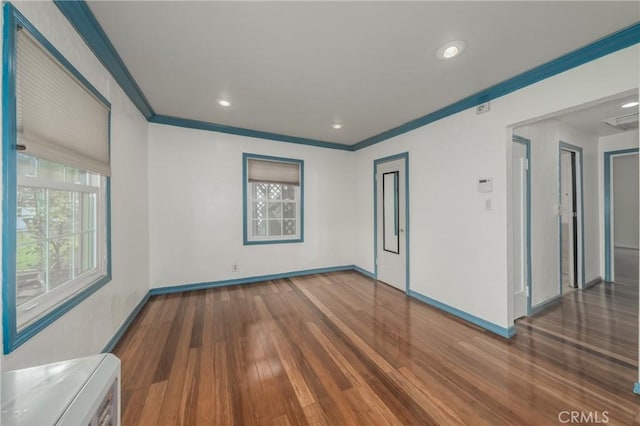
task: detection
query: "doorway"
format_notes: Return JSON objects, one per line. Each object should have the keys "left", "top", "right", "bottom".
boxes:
{"left": 512, "top": 136, "right": 530, "bottom": 320}
{"left": 559, "top": 143, "right": 584, "bottom": 293}
{"left": 605, "top": 149, "right": 639, "bottom": 284}
{"left": 375, "top": 153, "right": 409, "bottom": 292}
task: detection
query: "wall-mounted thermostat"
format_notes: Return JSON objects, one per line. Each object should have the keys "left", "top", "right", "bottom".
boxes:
{"left": 478, "top": 178, "right": 493, "bottom": 193}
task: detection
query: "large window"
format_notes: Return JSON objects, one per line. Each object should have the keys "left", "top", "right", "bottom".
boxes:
{"left": 3, "top": 8, "right": 111, "bottom": 353}
{"left": 16, "top": 155, "right": 107, "bottom": 329}
{"left": 243, "top": 154, "right": 304, "bottom": 244}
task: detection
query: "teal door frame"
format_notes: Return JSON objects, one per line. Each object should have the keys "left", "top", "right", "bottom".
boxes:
{"left": 513, "top": 135, "right": 532, "bottom": 316}
{"left": 559, "top": 142, "right": 586, "bottom": 291}
{"left": 604, "top": 147, "right": 639, "bottom": 282}
{"left": 373, "top": 152, "right": 410, "bottom": 293}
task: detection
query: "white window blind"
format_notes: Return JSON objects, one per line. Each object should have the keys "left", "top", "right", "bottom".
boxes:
{"left": 248, "top": 158, "right": 300, "bottom": 186}
{"left": 16, "top": 28, "right": 110, "bottom": 176}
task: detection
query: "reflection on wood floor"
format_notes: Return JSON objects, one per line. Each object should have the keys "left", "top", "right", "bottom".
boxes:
{"left": 615, "top": 247, "right": 639, "bottom": 285}
{"left": 114, "top": 271, "right": 640, "bottom": 425}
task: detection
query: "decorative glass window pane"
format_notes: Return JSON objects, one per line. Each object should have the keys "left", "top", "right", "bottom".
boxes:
{"left": 283, "top": 203, "right": 296, "bottom": 219}
{"left": 254, "top": 183, "right": 267, "bottom": 200}
{"left": 253, "top": 219, "right": 267, "bottom": 237}
{"left": 268, "top": 184, "right": 281, "bottom": 200}
{"left": 284, "top": 219, "right": 296, "bottom": 235}
{"left": 282, "top": 185, "right": 295, "bottom": 200}
{"left": 268, "top": 219, "right": 282, "bottom": 236}
{"left": 245, "top": 155, "right": 302, "bottom": 243}
{"left": 253, "top": 201, "right": 266, "bottom": 219}
{"left": 268, "top": 202, "right": 282, "bottom": 219}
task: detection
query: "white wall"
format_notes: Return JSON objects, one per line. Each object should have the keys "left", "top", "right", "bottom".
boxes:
{"left": 1, "top": 1, "right": 150, "bottom": 370}
{"left": 352, "top": 45, "right": 638, "bottom": 329}
{"left": 515, "top": 120, "right": 599, "bottom": 305}
{"left": 613, "top": 154, "right": 639, "bottom": 249}
{"left": 148, "top": 124, "right": 356, "bottom": 288}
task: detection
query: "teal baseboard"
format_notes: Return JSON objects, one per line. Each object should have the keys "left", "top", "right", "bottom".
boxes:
{"left": 409, "top": 290, "right": 516, "bottom": 339}
{"left": 634, "top": 382, "right": 640, "bottom": 395}
{"left": 353, "top": 265, "right": 376, "bottom": 279}
{"left": 531, "top": 295, "right": 562, "bottom": 315}
{"left": 584, "top": 276, "right": 602, "bottom": 289}
{"left": 103, "top": 265, "right": 368, "bottom": 353}
{"left": 150, "top": 265, "right": 357, "bottom": 296}
{"left": 102, "top": 291, "right": 150, "bottom": 353}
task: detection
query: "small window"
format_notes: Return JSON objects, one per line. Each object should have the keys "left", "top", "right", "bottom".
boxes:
{"left": 243, "top": 154, "right": 304, "bottom": 244}
{"left": 2, "top": 11, "right": 111, "bottom": 353}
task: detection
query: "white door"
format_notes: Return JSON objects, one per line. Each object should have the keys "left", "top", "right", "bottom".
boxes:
{"left": 376, "top": 158, "right": 406, "bottom": 291}
{"left": 560, "top": 150, "right": 576, "bottom": 289}
{"left": 512, "top": 141, "right": 528, "bottom": 319}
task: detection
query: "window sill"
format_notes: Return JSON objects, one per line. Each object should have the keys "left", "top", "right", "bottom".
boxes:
{"left": 243, "top": 237, "right": 304, "bottom": 246}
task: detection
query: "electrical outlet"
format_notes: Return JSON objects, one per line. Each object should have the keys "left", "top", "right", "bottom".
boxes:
{"left": 232, "top": 264, "right": 239, "bottom": 272}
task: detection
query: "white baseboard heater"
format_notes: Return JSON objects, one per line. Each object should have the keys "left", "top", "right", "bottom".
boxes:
{"left": 1, "top": 353, "right": 121, "bottom": 425}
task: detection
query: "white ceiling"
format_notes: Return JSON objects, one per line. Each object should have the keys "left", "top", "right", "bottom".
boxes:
{"left": 555, "top": 93, "right": 639, "bottom": 138}
{"left": 87, "top": 1, "right": 640, "bottom": 145}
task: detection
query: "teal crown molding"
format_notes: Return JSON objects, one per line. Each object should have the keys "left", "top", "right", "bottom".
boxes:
{"left": 353, "top": 21, "right": 640, "bottom": 150}
{"left": 53, "top": 0, "right": 154, "bottom": 119}
{"left": 53, "top": 1, "right": 640, "bottom": 151}
{"left": 150, "top": 114, "right": 351, "bottom": 151}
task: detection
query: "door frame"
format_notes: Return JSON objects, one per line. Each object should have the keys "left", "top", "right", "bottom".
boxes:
{"left": 513, "top": 135, "right": 532, "bottom": 316}
{"left": 558, "top": 142, "right": 585, "bottom": 291}
{"left": 604, "top": 147, "right": 639, "bottom": 282}
{"left": 373, "top": 152, "right": 410, "bottom": 293}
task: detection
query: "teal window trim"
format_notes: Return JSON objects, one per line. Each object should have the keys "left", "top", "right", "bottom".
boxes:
{"left": 2, "top": 4, "right": 112, "bottom": 354}
{"left": 242, "top": 153, "right": 304, "bottom": 245}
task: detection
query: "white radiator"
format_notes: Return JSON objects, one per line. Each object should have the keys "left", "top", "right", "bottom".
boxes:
{"left": 1, "top": 353, "right": 121, "bottom": 426}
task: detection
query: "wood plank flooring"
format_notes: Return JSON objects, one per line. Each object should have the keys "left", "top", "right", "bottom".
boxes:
{"left": 113, "top": 272, "right": 640, "bottom": 425}
{"left": 615, "top": 247, "right": 639, "bottom": 285}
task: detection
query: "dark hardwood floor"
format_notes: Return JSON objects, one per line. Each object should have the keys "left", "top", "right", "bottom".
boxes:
{"left": 113, "top": 272, "right": 640, "bottom": 425}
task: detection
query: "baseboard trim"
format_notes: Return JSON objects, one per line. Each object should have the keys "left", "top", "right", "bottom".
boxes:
{"left": 531, "top": 295, "right": 562, "bottom": 315}
{"left": 634, "top": 382, "right": 640, "bottom": 395}
{"left": 408, "top": 290, "right": 516, "bottom": 339}
{"left": 584, "top": 276, "right": 602, "bottom": 289}
{"left": 614, "top": 245, "right": 639, "bottom": 251}
{"left": 353, "top": 265, "right": 376, "bottom": 279}
{"left": 102, "top": 291, "right": 150, "bottom": 353}
{"left": 150, "top": 265, "right": 356, "bottom": 296}
{"left": 103, "top": 265, "right": 367, "bottom": 355}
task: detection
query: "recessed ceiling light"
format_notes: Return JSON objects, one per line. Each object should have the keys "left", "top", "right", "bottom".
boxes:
{"left": 436, "top": 41, "right": 466, "bottom": 60}
{"left": 621, "top": 101, "right": 639, "bottom": 108}
{"left": 217, "top": 99, "right": 231, "bottom": 107}
{"left": 332, "top": 123, "right": 343, "bottom": 129}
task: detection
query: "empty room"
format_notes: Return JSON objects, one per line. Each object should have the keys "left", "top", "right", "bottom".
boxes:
{"left": 1, "top": 1, "right": 639, "bottom": 425}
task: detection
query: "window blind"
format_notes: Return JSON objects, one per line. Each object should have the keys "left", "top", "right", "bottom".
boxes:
{"left": 16, "top": 28, "right": 110, "bottom": 176}
{"left": 248, "top": 158, "right": 300, "bottom": 186}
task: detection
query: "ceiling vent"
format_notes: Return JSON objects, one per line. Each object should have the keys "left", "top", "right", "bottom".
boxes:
{"left": 602, "top": 112, "right": 639, "bottom": 131}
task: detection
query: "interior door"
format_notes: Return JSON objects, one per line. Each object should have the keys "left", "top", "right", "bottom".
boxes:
{"left": 560, "top": 150, "right": 576, "bottom": 288}
{"left": 512, "top": 140, "right": 528, "bottom": 319}
{"left": 376, "top": 158, "right": 406, "bottom": 291}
